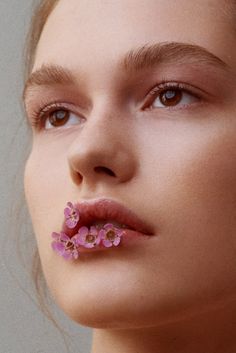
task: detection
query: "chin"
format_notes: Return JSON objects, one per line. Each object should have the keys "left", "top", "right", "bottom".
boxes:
{"left": 49, "top": 278, "right": 184, "bottom": 330}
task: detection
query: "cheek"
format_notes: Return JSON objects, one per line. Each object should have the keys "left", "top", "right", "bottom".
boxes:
{"left": 24, "top": 141, "right": 69, "bottom": 207}
{"left": 134, "top": 119, "right": 236, "bottom": 283}
{"left": 24, "top": 145, "right": 69, "bottom": 254}
{"left": 142, "top": 123, "right": 236, "bottom": 301}
{"left": 173, "top": 131, "right": 236, "bottom": 226}
{"left": 142, "top": 119, "right": 236, "bottom": 234}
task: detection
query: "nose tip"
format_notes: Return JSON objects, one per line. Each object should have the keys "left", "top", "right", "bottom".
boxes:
{"left": 68, "top": 118, "right": 137, "bottom": 187}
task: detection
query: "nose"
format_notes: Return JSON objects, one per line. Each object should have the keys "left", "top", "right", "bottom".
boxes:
{"left": 68, "top": 110, "right": 137, "bottom": 188}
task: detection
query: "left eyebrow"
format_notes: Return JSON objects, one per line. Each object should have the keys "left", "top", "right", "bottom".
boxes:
{"left": 119, "top": 41, "right": 229, "bottom": 73}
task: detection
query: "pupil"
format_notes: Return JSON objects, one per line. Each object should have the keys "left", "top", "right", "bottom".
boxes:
{"left": 49, "top": 110, "right": 69, "bottom": 126}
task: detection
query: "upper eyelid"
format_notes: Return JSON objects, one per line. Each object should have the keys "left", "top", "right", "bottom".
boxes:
{"left": 147, "top": 81, "right": 204, "bottom": 97}
{"left": 39, "top": 102, "right": 72, "bottom": 118}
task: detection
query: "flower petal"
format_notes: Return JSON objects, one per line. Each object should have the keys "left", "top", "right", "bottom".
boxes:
{"left": 63, "top": 251, "right": 73, "bottom": 260}
{"left": 90, "top": 226, "right": 98, "bottom": 235}
{"left": 78, "top": 226, "right": 89, "bottom": 236}
{"left": 51, "top": 232, "right": 60, "bottom": 239}
{"left": 52, "top": 241, "right": 64, "bottom": 252}
{"left": 103, "top": 223, "right": 114, "bottom": 230}
{"left": 102, "top": 239, "right": 113, "bottom": 248}
{"left": 95, "top": 235, "right": 101, "bottom": 246}
{"left": 60, "top": 232, "right": 70, "bottom": 242}
{"left": 66, "top": 218, "right": 77, "bottom": 228}
{"left": 77, "top": 233, "right": 87, "bottom": 246}
{"left": 64, "top": 208, "right": 71, "bottom": 218}
{"left": 84, "top": 242, "right": 95, "bottom": 248}
{"left": 72, "top": 249, "right": 79, "bottom": 259}
{"left": 113, "top": 237, "right": 121, "bottom": 246}
{"left": 116, "top": 229, "right": 124, "bottom": 237}
{"left": 66, "top": 201, "right": 73, "bottom": 208}
{"left": 98, "top": 229, "right": 106, "bottom": 239}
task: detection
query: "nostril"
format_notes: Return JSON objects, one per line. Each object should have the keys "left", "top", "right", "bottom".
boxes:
{"left": 94, "top": 166, "right": 116, "bottom": 177}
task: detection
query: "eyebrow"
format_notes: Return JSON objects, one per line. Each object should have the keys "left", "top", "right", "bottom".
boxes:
{"left": 121, "top": 41, "right": 228, "bottom": 72}
{"left": 23, "top": 65, "right": 76, "bottom": 101}
{"left": 23, "top": 41, "right": 228, "bottom": 101}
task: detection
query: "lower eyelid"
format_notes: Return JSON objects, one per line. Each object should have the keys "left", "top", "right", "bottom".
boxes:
{"left": 146, "top": 99, "right": 206, "bottom": 113}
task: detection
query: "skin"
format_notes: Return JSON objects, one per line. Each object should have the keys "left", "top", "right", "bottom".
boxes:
{"left": 24, "top": 0, "right": 236, "bottom": 352}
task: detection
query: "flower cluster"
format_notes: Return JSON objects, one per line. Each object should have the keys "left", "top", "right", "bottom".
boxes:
{"left": 51, "top": 202, "right": 124, "bottom": 260}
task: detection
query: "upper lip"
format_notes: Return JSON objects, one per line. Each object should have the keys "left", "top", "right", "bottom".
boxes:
{"left": 62, "top": 198, "right": 154, "bottom": 236}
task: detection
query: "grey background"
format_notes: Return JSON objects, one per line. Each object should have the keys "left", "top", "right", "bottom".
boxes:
{"left": 0, "top": 1, "right": 92, "bottom": 352}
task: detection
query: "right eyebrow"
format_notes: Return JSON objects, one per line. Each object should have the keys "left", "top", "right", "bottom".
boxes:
{"left": 23, "top": 64, "right": 77, "bottom": 101}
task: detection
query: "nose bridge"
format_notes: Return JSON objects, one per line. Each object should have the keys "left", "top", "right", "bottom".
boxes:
{"left": 68, "top": 106, "right": 136, "bottom": 185}
{"left": 72, "top": 107, "right": 128, "bottom": 158}
{"left": 85, "top": 109, "right": 124, "bottom": 148}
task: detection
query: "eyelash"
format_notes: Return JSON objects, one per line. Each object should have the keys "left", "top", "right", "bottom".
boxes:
{"left": 29, "top": 82, "right": 201, "bottom": 129}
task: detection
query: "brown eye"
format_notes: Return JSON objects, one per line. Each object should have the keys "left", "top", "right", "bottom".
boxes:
{"left": 159, "top": 89, "right": 182, "bottom": 106}
{"left": 149, "top": 86, "right": 198, "bottom": 109}
{"left": 48, "top": 109, "right": 70, "bottom": 127}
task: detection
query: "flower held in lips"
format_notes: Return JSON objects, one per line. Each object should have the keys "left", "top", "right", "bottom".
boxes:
{"left": 64, "top": 202, "right": 80, "bottom": 229}
{"left": 75, "top": 226, "right": 101, "bottom": 248}
{"left": 99, "top": 223, "right": 124, "bottom": 248}
{"left": 51, "top": 232, "right": 79, "bottom": 260}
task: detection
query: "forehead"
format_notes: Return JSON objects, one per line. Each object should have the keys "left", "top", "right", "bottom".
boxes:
{"left": 34, "top": 0, "right": 234, "bottom": 72}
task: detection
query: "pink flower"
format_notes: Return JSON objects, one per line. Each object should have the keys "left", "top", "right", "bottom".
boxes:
{"left": 99, "top": 223, "right": 123, "bottom": 248}
{"left": 64, "top": 202, "right": 80, "bottom": 229}
{"left": 51, "top": 232, "right": 79, "bottom": 260}
{"left": 75, "top": 226, "right": 101, "bottom": 248}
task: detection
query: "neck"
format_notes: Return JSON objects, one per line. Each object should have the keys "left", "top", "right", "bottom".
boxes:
{"left": 91, "top": 301, "right": 236, "bottom": 353}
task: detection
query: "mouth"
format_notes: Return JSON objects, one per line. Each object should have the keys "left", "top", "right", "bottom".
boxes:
{"left": 50, "top": 198, "right": 155, "bottom": 259}
{"left": 62, "top": 198, "right": 154, "bottom": 238}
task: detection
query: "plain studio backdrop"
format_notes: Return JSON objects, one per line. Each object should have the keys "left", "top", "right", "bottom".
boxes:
{"left": 0, "top": 1, "right": 91, "bottom": 352}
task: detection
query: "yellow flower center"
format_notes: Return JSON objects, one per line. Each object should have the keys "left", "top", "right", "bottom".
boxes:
{"left": 106, "top": 230, "right": 115, "bottom": 241}
{"left": 66, "top": 241, "right": 74, "bottom": 250}
{"left": 86, "top": 234, "right": 96, "bottom": 243}
{"left": 71, "top": 211, "right": 77, "bottom": 220}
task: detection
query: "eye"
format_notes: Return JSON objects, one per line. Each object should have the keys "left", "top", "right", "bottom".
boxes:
{"left": 31, "top": 103, "right": 84, "bottom": 130}
{"left": 144, "top": 83, "right": 200, "bottom": 110}
{"left": 45, "top": 109, "right": 75, "bottom": 129}
{"left": 154, "top": 89, "right": 197, "bottom": 108}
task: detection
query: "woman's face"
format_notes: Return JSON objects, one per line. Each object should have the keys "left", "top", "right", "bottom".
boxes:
{"left": 24, "top": 0, "right": 236, "bottom": 328}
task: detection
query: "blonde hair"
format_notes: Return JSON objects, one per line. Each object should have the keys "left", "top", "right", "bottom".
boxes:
{"left": 25, "top": 0, "right": 59, "bottom": 77}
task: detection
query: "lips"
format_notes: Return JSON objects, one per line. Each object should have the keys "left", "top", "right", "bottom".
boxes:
{"left": 62, "top": 198, "right": 154, "bottom": 238}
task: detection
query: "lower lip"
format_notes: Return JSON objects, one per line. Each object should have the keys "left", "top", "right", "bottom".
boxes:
{"left": 77, "top": 229, "right": 151, "bottom": 254}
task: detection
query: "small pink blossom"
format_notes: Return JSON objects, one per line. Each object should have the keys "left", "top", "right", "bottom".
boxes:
{"left": 64, "top": 202, "right": 80, "bottom": 229}
{"left": 99, "top": 223, "right": 123, "bottom": 248}
{"left": 51, "top": 232, "right": 79, "bottom": 260}
{"left": 75, "top": 226, "right": 101, "bottom": 248}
